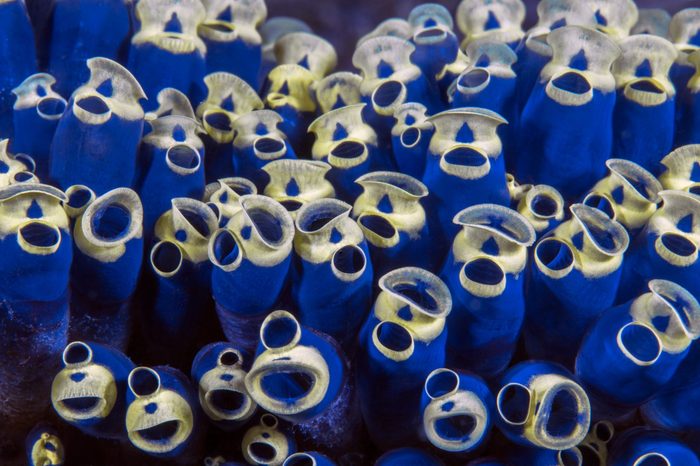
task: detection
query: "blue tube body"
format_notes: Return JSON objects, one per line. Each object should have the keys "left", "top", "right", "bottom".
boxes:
{"left": 441, "top": 204, "right": 535, "bottom": 378}
{"left": 233, "top": 138, "right": 297, "bottom": 190}
{"left": 576, "top": 281, "right": 698, "bottom": 419}
{"left": 199, "top": 17, "right": 263, "bottom": 89}
{"left": 525, "top": 204, "right": 629, "bottom": 365}
{"left": 292, "top": 199, "right": 373, "bottom": 351}
{"left": 517, "top": 81, "right": 615, "bottom": 199}
{"left": 69, "top": 189, "right": 144, "bottom": 350}
{"left": 613, "top": 92, "right": 675, "bottom": 173}
{"left": 129, "top": 43, "right": 207, "bottom": 108}
{"left": 676, "top": 68, "right": 700, "bottom": 147}
{"left": 643, "top": 340, "right": 700, "bottom": 432}
{"left": 127, "top": 0, "right": 207, "bottom": 108}
{"left": 391, "top": 103, "right": 433, "bottom": 180}
{"left": 0, "top": 184, "right": 71, "bottom": 456}
{"left": 49, "top": 58, "right": 145, "bottom": 195}
{"left": 308, "top": 104, "right": 378, "bottom": 202}
{"left": 357, "top": 322, "right": 436, "bottom": 449}
{"left": 127, "top": 0, "right": 206, "bottom": 110}
{"left": 357, "top": 268, "right": 451, "bottom": 450}
{"left": 422, "top": 108, "right": 509, "bottom": 246}
{"left": 611, "top": 35, "right": 678, "bottom": 173}
{"left": 515, "top": 38, "right": 550, "bottom": 114}
{"left": 608, "top": 428, "right": 700, "bottom": 466}
{"left": 264, "top": 64, "right": 317, "bottom": 152}
{"left": 353, "top": 171, "right": 435, "bottom": 277}
{"left": 453, "top": 69, "right": 517, "bottom": 152}
{"left": 197, "top": 0, "right": 265, "bottom": 89}
{"left": 50, "top": 100, "right": 143, "bottom": 193}
{"left": 47, "top": 0, "right": 131, "bottom": 96}
{"left": 246, "top": 311, "right": 360, "bottom": 453}
{"left": 451, "top": 41, "right": 518, "bottom": 167}
{"left": 284, "top": 452, "right": 336, "bottom": 466}
{"left": 210, "top": 195, "right": 294, "bottom": 353}
{"left": 137, "top": 115, "right": 205, "bottom": 234}
{"left": 515, "top": 26, "right": 620, "bottom": 200}
{"left": 144, "top": 248, "right": 212, "bottom": 363}
{"left": 141, "top": 199, "right": 218, "bottom": 366}
{"left": 375, "top": 448, "right": 444, "bottom": 466}
{"left": 617, "top": 190, "right": 700, "bottom": 303}
{"left": 0, "top": 0, "right": 37, "bottom": 138}
{"left": 410, "top": 27, "right": 459, "bottom": 90}
{"left": 232, "top": 110, "right": 297, "bottom": 190}
{"left": 361, "top": 81, "right": 406, "bottom": 172}
{"left": 505, "top": 445, "right": 584, "bottom": 466}
{"left": 11, "top": 74, "right": 66, "bottom": 180}
{"left": 212, "top": 251, "right": 290, "bottom": 347}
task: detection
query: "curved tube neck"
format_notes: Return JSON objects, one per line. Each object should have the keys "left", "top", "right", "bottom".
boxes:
{"left": 427, "top": 108, "right": 507, "bottom": 158}
{"left": 261, "top": 16, "right": 311, "bottom": 61}
{"left": 154, "top": 198, "right": 219, "bottom": 264}
{"left": 541, "top": 25, "right": 621, "bottom": 93}
{"left": 274, "top": 32, "right": 337, "bottom": 78}
{"left": 308, "top": 104, "right": 378, "bottom": 161}
{"left": 0, "top": 183, "right": 69, "bottom": 237}
{"left": 633, "top": 8, "right": 671, "bottom": 36}
{"left": 313, "top": 71, "right": 363, "bottom": 114}
{"left": 245, "top": 311, "right": 332, "bottom": 417}
{"left": 73, "top": 58, "right": 145, "bottom": 121}
{"left": 146, "top": 88, "right": 196, "bottom": 121}
{"left": 456, "top": 0, "right": 526, "bottom": 46}
{"left": 241, "top": 414, "right": 290, "bottom": 465}
{"left": 356, "top": 18, "right": 412, "bottom": 48}
{"left": 265, "top": 64, "right": 317, "bottom": 113}
{"left": 144, "top": 115, "right": 203, "bottom": 150}
{"left": 215, "top": 194, "right": 294, "bottom": 267}
{"left": 588, "top": 0, "right": 639, "bottom": 39}
{"left": 454, "top": 203, "right": 535, "bottom": 246}
{"left": 613, "top": 35, "right": 677, "bottom": 96}
{"left": 465, "top": 39, "right": 517, "bottom": 78}
{"left": 423, "top": 369, "right": 490, "bottom": 452}
{"left": 629, "top": 279, "right": 700, "bottom": 354}
{"left": 373, "top": 267, "right": 452, "bottom": 343}
{"left": 530, "top": 0, "right": 597, "bottom": 36}
{"left": 12, "top": 73, "right": 66, "bottom": 117}
{"left": 352, "top": 36, "right": 421, "bottom": 96}
{"left": 497, "top": 372, "right": 590, "bottom": 450}
{"left": 232, "top": 109, "right": 287, "bottom": 149}
{"left": 197, "top": 72, "right": 263, "bottom": 120}
{"left": 262, "top": 159, "right": 334, "bottom": 206}
{"left": 132, "top": 0, "right": 206, "bottom": 54}
{"left": 669, "top": 8, "right": 700, "bottom": 50}
{"left": 75, "top": 188, "right": 143, "bottom": 261}
{"left": 409, "top": 3, "right": 454, "bottom": 31}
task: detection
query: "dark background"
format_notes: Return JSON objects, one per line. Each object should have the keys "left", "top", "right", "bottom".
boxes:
{"left": 266, "top": 0, "right": 699, "bottom": 68}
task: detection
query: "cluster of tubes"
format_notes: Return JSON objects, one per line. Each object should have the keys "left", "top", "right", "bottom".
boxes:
{"left": 2, "top": 0, "right": 700, "bottom": 465}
